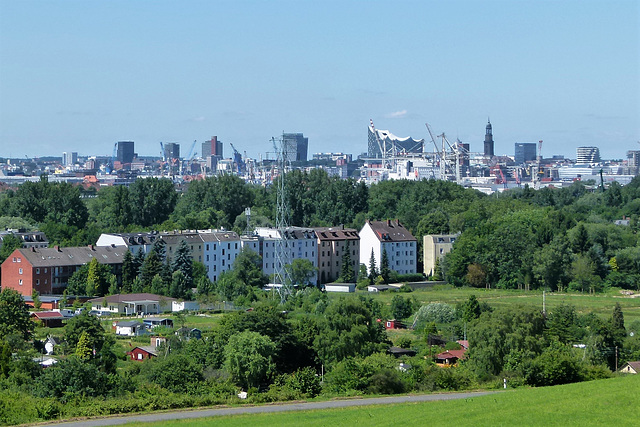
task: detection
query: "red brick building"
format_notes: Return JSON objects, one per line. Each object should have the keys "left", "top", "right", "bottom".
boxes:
{"left": 1, "top": 245, "right": 127, "bottom": 296}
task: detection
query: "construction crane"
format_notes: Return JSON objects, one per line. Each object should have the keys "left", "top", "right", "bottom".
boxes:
{"left": 491, "top": 165, "right": 508, "bottom": 188}
{"left": 107, "top": 142, "right": 117, "bottom": 174}
{"left": 534, "top": 140, "right": 543, "bottom": 190}
{"left": 186, "top": 140, "right": 197, "bottom": 160}
{"left": 370, "top": 119, "right": 389, "bottom": 169}
{"left": 229, "top": 143, "right": 245, "bottom": 173}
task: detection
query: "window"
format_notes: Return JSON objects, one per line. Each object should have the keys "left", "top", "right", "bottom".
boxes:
{"left": 12, "top": 257, "right": 16, "bottom": 262}
{"left": 206, "top": 244, "right": 210, "bottom": 251}
{"left": 138, "top": 353, "right": 143, "bottom": 360}
{"left": 227, "top": 243, "right": 231, "bottom": 249}
{"left": 44, "top": 279, "right": 47, "bottom": 284}
{"left": 17, "top": 257, "right": 21, "bottom": 263}
{"left": 206, "top": 255, "right": 209, "bottom": 261}
{"left": 36, "top": 268, "right": 40, "bottom": 274}
{"left": 235, "top": 243, "right": 238, "bottom": 249}
{"left": 36, "top": 279, "right": 40, "bottom": 285}
{"left": 44, "top": 268, "right": 47, "bottom": 273}
{"left": 18, "top": 268, "right": 23, "bottom": 275}
{"left": 18, "top": 279, "right": 22, "bottom": 285}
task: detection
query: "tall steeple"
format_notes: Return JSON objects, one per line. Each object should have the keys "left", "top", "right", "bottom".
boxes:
{"left": 484, "top": 118, "right": 494, "bottom": 157}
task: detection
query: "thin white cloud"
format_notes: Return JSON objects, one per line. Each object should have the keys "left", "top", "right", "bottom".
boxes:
{"left": 385, "top": 110, "right": 407, "bottom": 119}
{"left": 189, "top": 116, "right": 206, "bottom": 122}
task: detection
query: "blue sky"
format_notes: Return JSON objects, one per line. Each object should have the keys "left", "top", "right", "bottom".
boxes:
{"left": 1, "top": 0, "right": 638, "bottom": 161}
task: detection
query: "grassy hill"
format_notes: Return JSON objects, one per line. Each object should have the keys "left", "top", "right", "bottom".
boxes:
{"left": 140, "top": 375, "right": 640, "bottom": 427}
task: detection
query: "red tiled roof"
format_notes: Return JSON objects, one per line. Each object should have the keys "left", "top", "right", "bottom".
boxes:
{"left": 31, "top": 311, "right": 64, "bottom": 319}
{"left": 436, "top": 349, "right": 467, "bottom": 360}
{"left": 457, "top": 340, "right": 469, "bottom": 349}
{"left": 366, "top": 220, "right": 416, "bottom": 242}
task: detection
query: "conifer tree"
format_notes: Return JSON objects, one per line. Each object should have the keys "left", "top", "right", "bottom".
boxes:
{"left": 368, "top": 249, "right": 377, "bottom": 286}
{"left": 172, "top": 240, "right": 193, "bottom": 290}
{"left": 380, "top": 247, "right": 390, "bottom": 284}
{"left": 121, "top": 250, "right": 135, "bottom": 292}
{"left": 75, "top": 331, "right": 93, "bottom": 360}
{"left": 339, "top": 240, "right": 355, "bottom": 283}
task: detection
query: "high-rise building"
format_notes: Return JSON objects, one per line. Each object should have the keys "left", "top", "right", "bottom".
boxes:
{"left": 117, "top": 141, "right": 135, "bottom": 164}
{"left": 164, "top": 143, "right": 180, "bottom": 162}
{"left": 515, "top": 143, "right": 536, "bottom": 164}
{"left": 283, "top": 133, "right": 308, "bottom": 162}
{"left": 62, "top": 151, "right": 77, "bottom": 166}
{"left": 484, "top": 120, "right": 494, "bottom": 157}
{"left": 576, "top": 146, "right": 601, "bottom": 164}
{"left": 367, "top": 125, "right": 424, "bottom": 158}
{"left": 202, "top": 136, "right": 223, "bottom": 159}
{"left": 627, "top": 150, "right": 640, "bottom": 168}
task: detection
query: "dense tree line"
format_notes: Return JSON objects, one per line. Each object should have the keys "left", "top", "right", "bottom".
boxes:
{"left": 1, "top": 172, "right": 639, "bottom": 291}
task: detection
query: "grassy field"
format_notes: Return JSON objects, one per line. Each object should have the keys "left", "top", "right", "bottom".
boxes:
{"left": 358, "top": 285, "right": 640, "bottom": 327}
{"left": 133, "top": 375, "right": 640, "bottom": 427}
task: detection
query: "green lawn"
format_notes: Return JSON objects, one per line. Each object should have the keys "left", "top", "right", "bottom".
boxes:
{"left": 134, "top": 375, "right": 640, "bottom": 427}
{"left": 357, "top": 285, "right": 640, "bottom": 327}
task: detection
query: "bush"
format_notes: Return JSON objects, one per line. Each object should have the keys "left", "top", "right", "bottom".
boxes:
{"left": 414, "top": 303, "right": 457, "bottom": 329}
{"left": 367, "top": 369, "right": 406, "bottom": 394}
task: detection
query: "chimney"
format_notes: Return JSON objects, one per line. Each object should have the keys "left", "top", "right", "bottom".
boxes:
{"left": 30, "top": 247, "right": 36, "bottom": 252}
{"left": 54, "top": 245, "right": 61, "bottom": 252}
{"left": 88, "top": 244, "right": 95, "bottom": 250}
{"left": 387, "top": 219, "right": 391, "bottom": 226}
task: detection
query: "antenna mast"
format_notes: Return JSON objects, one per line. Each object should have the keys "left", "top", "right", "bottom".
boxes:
{"left": 272, "top": 134, "right": 292, "bottom": 303}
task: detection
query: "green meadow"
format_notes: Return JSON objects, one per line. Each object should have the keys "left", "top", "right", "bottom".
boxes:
{"left": 360, "top": 285, "right": 640, "bottom": 326}
{"left": 137, "top": 375, "right": 640, "bottom": 427}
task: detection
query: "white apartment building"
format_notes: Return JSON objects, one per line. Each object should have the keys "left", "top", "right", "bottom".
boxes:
{"left": 256, "top": 227, "right": 318, "bottom": 285}
{"left": 359, "top": 219, "right": 417, "bottom": 276}
{"left": 200, "top": 231, "right": 242, "bottom": 282}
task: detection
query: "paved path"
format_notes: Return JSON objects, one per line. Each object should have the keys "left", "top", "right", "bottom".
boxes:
{"left": 46, "top": 391, "right": 496, "bottom": 426}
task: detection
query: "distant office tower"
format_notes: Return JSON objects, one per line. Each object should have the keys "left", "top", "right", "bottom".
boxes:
{"left": 283, "top": 133, "right": 309, "bottom": 162}
{"left": 484, "top": 120, "right": 494, "bottom": 157}
{"left": 367, "top": 125, "right": 424, "bottom": 158}
{"left": 164, "top": 143, "right": 180, "bottom": 161}
{"left": 459, "top": 143, "right": 470, "bottom": 167}
{"left": 117, "top": 141, "right": 135, "bottom": 164}
{"left": 576, "top": 146, "right": 601, "bottom": 164}
{"left": 202, "top": 136, "right": 223, "bottom": 158}
{"left": 62, "top": 152, "right": 77, "bottom": 166}
{"left": 627, "top": 150, "right": 640, "bottom": 168}
{"left": 515, "top": 143, "right": 536, "bottom": 164}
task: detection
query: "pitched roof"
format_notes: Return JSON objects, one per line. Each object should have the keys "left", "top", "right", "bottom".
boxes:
{"left": 88, "top": 293, "right": 176, "bottom": 304}
{"left": 436, "top": 349, "right": 467, "bottom": 360}
{"left": 365, "top": 220, "right": 416, "bottom": 242}
{"left": 116, "top": 320, "right": 145, "bottom": 327}
{"left": 457, "top": 340, "right": 470, "bottom": 349}
{"left": 314, "top": 227, "right": 359, "bottom": 241}
{"left": 199, "top": 231, "right": 241, "bottom": 243}
{"left": 130, "top": 346, "right": 158, "bottom": 356}
{"left": 623, "top": 361, "right": 640, "bottom": 372}
{"left": 15, "top": 245, "right": 128, "bottom": 268}
{"left": 31, "top": 311, "right": 65, "bottom": 319}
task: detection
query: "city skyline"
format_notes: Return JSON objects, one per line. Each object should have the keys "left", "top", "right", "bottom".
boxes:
{"left": 1, "top": 1, "right": 638, "bottom": 160}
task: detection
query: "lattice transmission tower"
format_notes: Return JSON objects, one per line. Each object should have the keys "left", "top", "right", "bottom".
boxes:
{"left": 271, "top": 134, "right": 293, "bottom": 303}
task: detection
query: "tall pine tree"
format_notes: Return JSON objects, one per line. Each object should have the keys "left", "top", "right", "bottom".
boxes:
{"left": 368, "top": 249, "right": 378, "bottom": 286}
{"left": 121, "top": 250, "right": 135, "bottom": 293}
{"left": 339, "top": 240, "right": 355, "bottom": 283}
{"left": 380, "top": 247, "right": 390, "bottom": 284}
{"left": 172, "top": 240, "right": 193, "bottom": 293}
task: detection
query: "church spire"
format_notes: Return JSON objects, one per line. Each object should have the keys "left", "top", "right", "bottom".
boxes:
{"left": 484, "top": 119, "right": 494, "bottom": 157}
